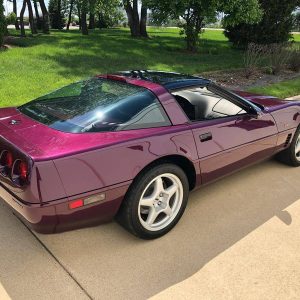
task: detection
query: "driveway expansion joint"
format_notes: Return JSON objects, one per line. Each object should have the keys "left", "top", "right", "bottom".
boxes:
{"left": 16, "top": 216, "right": 93, "bottom": 300}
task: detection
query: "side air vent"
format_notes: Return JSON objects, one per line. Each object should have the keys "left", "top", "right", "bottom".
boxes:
{"left": 284, "top": 134, "right": 292, "bottom": 147}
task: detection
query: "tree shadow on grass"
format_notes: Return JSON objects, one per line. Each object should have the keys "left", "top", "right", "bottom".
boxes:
{"left": 24, "top": 29, "right": 243, "bottom": 78}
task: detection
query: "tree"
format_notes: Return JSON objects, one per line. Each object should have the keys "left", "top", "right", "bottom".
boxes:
{"left": 66, "top": 0, "right": 74, "bottom": 30}
{"left": 19, "top": 0, "right": 26, "bottom": 36}
{"left": 49, "top": 0, "right": 65, "bottom": 29}
{"left": 26, "top": 0, "right": 38, "bottom": 34}
{"left": 33, "top": 0, "right": 43, "bottom": 30}
{"left": 96, "top": 0, "right": 124, "bottom": 29}
{"left": 0, "top": 0, "right": 5, "bottom": 47}
{"left": 146, "top": 0, "right": 262, "bottom": 52}
{"left": 224, "top": 0, "right": 300, "bottom": 48}
{"left": 88, "top": 0, "right": 96, "bottom": 29}
{"left": 123, "top": 0, "right": 148, "bottom": 37}
{"left": 10, "top": 0, "right": 20, "bottom": 30}
{"left": 80, "top": 0, "right": 89, "bottom": 34}
{"left": 39, "top": 0, "right": 50, "bottom": 33}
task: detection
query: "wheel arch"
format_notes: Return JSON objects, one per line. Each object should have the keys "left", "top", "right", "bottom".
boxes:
{"left": 131, "top": 154, "right": 197, "bottom": 191}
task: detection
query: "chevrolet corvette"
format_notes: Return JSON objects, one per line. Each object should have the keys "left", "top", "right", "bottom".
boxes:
{"left": 0, "top": 71, "right": 299, "bottom": 239}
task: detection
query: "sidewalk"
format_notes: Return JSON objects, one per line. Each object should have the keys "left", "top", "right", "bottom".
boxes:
{"left": 0, "top": 282, "right": 10, "bottom": 300}
{"left": 286, "top": 95, "right": 300, "bottom": 100}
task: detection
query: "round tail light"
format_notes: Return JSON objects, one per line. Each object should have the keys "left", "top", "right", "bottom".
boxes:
{"left": 0, "top": 150, "right": 14, "bottom": 176}
{"left": 11, "top": 159, "right": 29, "bottom": 186}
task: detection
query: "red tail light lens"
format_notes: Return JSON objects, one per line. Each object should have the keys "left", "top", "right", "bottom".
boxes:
{"left": 19, "top": 161, "right": 28, "bottom": 180}
{"left": 11, "top": 159, "right": 29, "bottom": 186}
{"left": 0, "top": 150, "right": 14, "bottom": 176}
{"left": 5, "top": 152, "right": 13, "bottom": 168}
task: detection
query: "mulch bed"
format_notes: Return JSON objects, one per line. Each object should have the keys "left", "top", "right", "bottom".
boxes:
{"left": 200, "top": 69, "right": 300, "bottom": 90}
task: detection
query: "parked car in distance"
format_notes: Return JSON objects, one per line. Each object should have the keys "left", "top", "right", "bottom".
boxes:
{"left": 0, "top": 71, "right": 299, "bottom": 239}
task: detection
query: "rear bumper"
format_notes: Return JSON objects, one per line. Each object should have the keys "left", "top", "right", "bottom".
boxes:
{"left": 0, "top": 182, "right": 130, "bottom": 233}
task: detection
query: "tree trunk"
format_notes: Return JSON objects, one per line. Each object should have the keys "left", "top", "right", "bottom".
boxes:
{"left": 123, "top": 0, "right": 133, "bottom": 30}
{"left": 26, "top": 0, "right": 37, "bottom": 34}
{"left": 80, "top": 0, "right": 88, "bottom": 35}
{"left": 13, "top": 0, "right": 20, "bottom": 30}
{"left": 81, "top": 13, "right": 88, "bottom": 34}
{"left": 140, "top": 4, "right": 148, "bottom": 38}
{"left": 88, "top": 12, "right": 95, "bottom": 29}
{"left": 33, "top": 0, "right": 42, "bottom": 30}
{"left": 66, "top": 0, "right": 74, "bottom": 30}
{"left": 88, "top": 0, "right": 96, "bottom": 29}
{"left": 124, "top": 0, "right": 148, "bottom": 38}
{"left": 131, "top": 0, "right": 140, "bottom": 37}
{"left": 39, "top": 0, "right": 50, "bottom": 34}
{"left": 184, "top": 13, "right": 203, "bottom": 52}
{"left": 77, "top": 3, "right": 81, "bottom": 30}
{"left": 20, "top": 0, "right": 26, "bottom": 37}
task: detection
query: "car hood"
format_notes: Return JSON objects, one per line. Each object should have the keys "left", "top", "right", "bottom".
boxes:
{"left": 234, "top": 91, "right": 294, "bottom": 110}
{"left": 0, "top": 107, "right": 179, "bottom": 161}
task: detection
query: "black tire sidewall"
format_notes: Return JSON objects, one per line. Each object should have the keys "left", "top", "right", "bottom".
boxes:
{"left": 289, "top": 127, "right": 300, "bottom": 166}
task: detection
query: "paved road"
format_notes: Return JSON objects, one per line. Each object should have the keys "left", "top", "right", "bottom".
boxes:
{"left": 0, "top": 158, "right": 300, "bottom": 300}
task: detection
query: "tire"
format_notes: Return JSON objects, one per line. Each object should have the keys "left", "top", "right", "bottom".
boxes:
{"left": 277, "top": 126, "right": 300, "bottom": 167}
{"left": 116, "top": 164, "right": 189, "bottom": 239}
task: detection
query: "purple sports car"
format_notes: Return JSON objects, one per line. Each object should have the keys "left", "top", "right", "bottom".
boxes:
{"left": 0, "top": 71, "right": 299, "bottom": 239}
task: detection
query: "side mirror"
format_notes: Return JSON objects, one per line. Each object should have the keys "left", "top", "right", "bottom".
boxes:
{"left": 249, "top": 110, "right": 263, "bottom": 119}
{"left": 246, "top": 104, "right": 263, "bottom": 119}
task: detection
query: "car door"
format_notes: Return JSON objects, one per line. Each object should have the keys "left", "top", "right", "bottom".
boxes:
{"left": 176, "top": 87, "right": 278, "bottom": 184}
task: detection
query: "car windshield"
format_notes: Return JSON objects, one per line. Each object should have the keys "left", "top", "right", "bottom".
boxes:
{"left": 19, "top": 78, "right": 170, "bottom": 133}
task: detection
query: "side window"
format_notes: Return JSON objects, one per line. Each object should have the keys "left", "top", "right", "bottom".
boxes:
{"left": 172, "top": 87, "right": 246, "bottom": 121}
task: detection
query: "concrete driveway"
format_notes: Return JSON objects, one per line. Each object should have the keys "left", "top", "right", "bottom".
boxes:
{"left": 0, "top": 158, "right": 300, "bottom": 300}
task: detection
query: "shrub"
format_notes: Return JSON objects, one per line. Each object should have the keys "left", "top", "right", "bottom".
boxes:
{"left": 266, "top": 43, "right": 291, "bottom": 75}
{"left": 224, "top": 0, "right": 298, "bottom": 48}
{"left": 6, "top": 12, "right": 16, "bottom": 25}
{"left": 289, "top": 47, "right": 300, "bottom": 72}
{"left": 243, "top": 43, "right": 268, "bottom": 78}
{"left": 48, "top": 0, "right": 64, "bottom": 29}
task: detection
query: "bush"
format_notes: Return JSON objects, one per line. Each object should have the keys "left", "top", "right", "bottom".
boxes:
{"left": 266, "top": 43, "right": 291, "bottom": 75}
{"left": 243, "top": 43, "right": 268, "bottom": 78}
{"left": 0, "top": 0, "right": 5, "bottom": 47}
{"left": 48, "top": 0, "right": 64, "bottom": 29}
{"left": 6, "top": 12, "right": 16, "bottom": 25}
{"left": 224, "top": 0, "right": 298, "bottom": 48}
{"left": 289, "top": 47, "right": 300, "bottom": 72}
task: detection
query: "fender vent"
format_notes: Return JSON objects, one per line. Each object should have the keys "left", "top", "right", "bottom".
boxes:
{"left": 284, "top": 134, "right": 292, "bottom": 147}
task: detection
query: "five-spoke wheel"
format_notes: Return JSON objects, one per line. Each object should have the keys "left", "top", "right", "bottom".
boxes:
{"left": 116, "top": 164, "right": 189, "bottom": 239}
{"left": 138, "top": 173, "right": 183, "bottom": 231}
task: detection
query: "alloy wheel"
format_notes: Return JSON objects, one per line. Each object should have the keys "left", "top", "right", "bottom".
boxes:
{"left": 138, "top": 173, "right": 183, "bottom": 231}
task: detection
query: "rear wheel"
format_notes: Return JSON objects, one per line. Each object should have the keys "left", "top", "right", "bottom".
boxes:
{"left": 116, "top": 164, "right": 189, "bottom": 239}
{"left": 278, "top": 127, "right": 300, "bottom": 167}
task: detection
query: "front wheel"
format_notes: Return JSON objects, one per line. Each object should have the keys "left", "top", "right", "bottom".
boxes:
{"left": 116, "top": 164, "right": 189, "bottom": 239}
{"left": 278, "top": 127, "right": 300, "bottom": 167}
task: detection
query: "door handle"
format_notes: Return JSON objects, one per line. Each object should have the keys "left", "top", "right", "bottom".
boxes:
{"left": 199, "top": 132, "right": 212, "bottom": 142}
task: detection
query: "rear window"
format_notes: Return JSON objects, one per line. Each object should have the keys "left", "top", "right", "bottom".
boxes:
{"left": 19, "top": 78, "right": 171, "bottom": 133}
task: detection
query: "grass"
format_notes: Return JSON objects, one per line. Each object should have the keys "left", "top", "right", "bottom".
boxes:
{"left": 0, "top": 28, "right": 242, "bottom": 107}
{"left": 248, "top": 77, "right": 300, "bottom": 99}
{"left": 0, "top": 27, "right": 299, "bottom": 106}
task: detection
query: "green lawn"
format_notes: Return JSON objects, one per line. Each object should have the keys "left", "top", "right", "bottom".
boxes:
{"left": 0, "top": 28, "right": 242, "bottom": 107}
{"left": 248, "top": 77, "right": 300, "bottom": 99}
{"left": 0, "top": 28, "right": 299, "bottom": 107}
